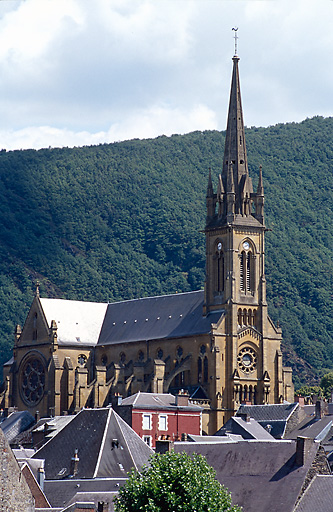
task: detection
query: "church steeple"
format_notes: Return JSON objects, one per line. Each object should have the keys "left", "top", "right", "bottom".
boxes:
{"left": 204, "top": 52, "right": 266, "bottom": 315}
{"left": 222, "top": 57, "right": 248, "bottom": 183}
{"left": 221, "top": 55, "right": 253, "bottom": 216}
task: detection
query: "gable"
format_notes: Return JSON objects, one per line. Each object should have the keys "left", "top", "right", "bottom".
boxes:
{"left": 18, "top": 296, "right": 50, "bottom": 346}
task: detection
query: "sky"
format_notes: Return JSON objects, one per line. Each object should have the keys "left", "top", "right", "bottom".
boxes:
{"left": 0, "top": 0, "right": 333, "bottom": 151}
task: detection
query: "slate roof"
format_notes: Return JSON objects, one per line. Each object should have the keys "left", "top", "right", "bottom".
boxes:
{"left": 286, "top": 415, "right": 333, "bottom": 442}
{"left": 120, "top": 392, "right": 202, "bottom": 412}
{"left": 236, "top": 403, "right": 299, "bottom": 439}
{"left": 40, "top": 298, "right": 108, "bottom": 346}
{"left": 215, "top": 416, "right": 275, "bottom": 440}
{"left": 174, "top": 439, "right": 320, "bottom": 512}
{"left": 1, "top": 410, "right": 35, "bottom": 443}
{"left": 293, "top": 475, "right": 333, "bottom": 512}
{"left": 33, "top": 407, "right": 152, "bottom": 480}
{"left": 44, "top": 478, "right": 126, "bottom": 509}
{"left": 237, "top": 403, "right": 298, "bottom": 421}
{"left": 98, "top": 290, "right": 222, "bottom": 346}
{"left": 188, "top": 434, "right": 242, "bottom": 442}
{"left": 68, "top": 491, "right": 117, "bottom": 511}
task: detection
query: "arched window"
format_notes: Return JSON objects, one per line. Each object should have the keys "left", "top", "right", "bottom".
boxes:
{"left": 246, "top": 251, "right": 252, "bottom": 291}
{"left": 240, "top": 244, "right": 253, "bottom": 294}
{"left": 238, "top": 385, "right": 242, "bottom": 403}
{"left": 240, "top": 251, "right": 245, "bottom": 291}
{"left": 197, "top": 357, "right": 202, "bottom": 383}
{"left": 215, "top": 242, "right": 224, "bottom": 293}
{"left": 203, "top": 356, "right": 208, "bottom": 383}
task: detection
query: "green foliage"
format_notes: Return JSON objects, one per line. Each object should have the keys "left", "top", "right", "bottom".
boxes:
{"left": 0, "top": 116, "right": 332, "bottom": 384}
{"left": 113, "top": 450, "right": 241, "bottom": 512}
{"left": 320, "top": 373, "right": 333, "bottom": 399}
{"left": 295, "top": 385, "right": 322, "bottom": 398}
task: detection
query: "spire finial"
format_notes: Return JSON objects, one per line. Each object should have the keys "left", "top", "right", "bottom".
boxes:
{"left": 35, "top": 281, "right": 40, "bottom": 297}
{"left": 232, "top": 27, "right": 238, "bottom": 56}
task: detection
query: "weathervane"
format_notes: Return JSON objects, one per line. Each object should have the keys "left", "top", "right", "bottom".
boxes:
{"left": 232, "top": 27, "right": 238, "bottom": 56}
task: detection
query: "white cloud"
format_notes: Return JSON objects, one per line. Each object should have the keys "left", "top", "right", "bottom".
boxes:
{"left": 0, "top": 103, "right": 217, "bottom": 150}
{"left": 0, "top": 0, "right": 333, "bottom": 150}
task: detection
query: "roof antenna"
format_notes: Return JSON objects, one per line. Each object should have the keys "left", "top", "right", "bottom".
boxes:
{"left": 232, "top": 27, "right": 238, "bottom": 56}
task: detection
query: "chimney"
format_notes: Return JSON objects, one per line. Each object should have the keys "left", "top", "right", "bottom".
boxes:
{"left": 37, "top": 464, "right": 45, "bottom": 491}
{"left": 296, "top": 437, "right": 314, "bottom": 466}
{"left": 294, "top": 396, "right": 305, "bottom": 407}
{"left": 176, "top": 390, "right": 189, "bottom": 407}
{"left": 237, "top": 412, "right": 250, "bottom": 423}
{"left": 315, "top": 400, "right": 326, "bottom": 420}
{"left": 70, "top": 449, "right": 80, "bottom": 477}
{"left": 155, "top": 440, "right": 174, "bottom": 454}
{"left": 35, "top": 410, "right": 40, "bottom": 423}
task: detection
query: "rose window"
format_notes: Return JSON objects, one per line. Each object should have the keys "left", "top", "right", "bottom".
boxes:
{"left": 237, "top": 347, "right": 257, "bottom": 374}
{"left": 20, "top": 358, "right": 45, "bottom": 406}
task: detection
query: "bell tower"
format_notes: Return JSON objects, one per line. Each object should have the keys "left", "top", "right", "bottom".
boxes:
{"left": 204, "top": 54, "right": 266, "bottom": 314}
{"left": 204, "top": 52, "right": 293, "bottom": 419}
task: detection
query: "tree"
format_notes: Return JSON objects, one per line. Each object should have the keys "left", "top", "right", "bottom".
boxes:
{"left": 296, "top": 385, "right": 322, "bottom": 399}
{"left": 114, "top": 450, "right": 241, "bottom": 512}
{"left": 320, "top": 373, "right": 333, "bottom": 399}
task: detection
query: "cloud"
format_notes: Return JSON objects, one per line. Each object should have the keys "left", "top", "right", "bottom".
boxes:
{"left": 0, "top": 102, "right": 217, "bottom": 150}
{"left": 0, "top": 0, "right": 333, "bottom": 150}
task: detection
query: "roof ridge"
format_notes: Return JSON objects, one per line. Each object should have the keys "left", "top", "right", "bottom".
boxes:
{"left": 105, "top": 289, "right": 203, "bottom": 306}
{"left": 132, "top": 392, "right": 140, "bottom": 406}
{"left": 93, "top": 407, "right": 112, "bottom": 478}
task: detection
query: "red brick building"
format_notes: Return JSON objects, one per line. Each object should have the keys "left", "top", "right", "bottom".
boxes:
{"left": 114, "top": 392, "right": 202, "bottom": 448}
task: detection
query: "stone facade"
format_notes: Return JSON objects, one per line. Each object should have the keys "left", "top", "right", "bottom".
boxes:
{"left": 0, "top": 428, "right": 35, "bottom": 512}
{"left": 1, "top": 54, "right": 293, "bottom": 435}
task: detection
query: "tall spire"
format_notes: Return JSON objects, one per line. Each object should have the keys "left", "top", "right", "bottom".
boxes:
{"left": 222, "top": 55, "right": 252, "bottom": 214}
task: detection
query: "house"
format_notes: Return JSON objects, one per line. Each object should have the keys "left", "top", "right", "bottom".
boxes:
{"left": 113, "top": 391, "right": 202, "bottom": 448}
{"left": 171, "top": 436, "right": 331, "bottom": 512}
{"left": 293, "top": 474, "right": 333, "bottom": 512}
{"left": 215, "top": 414, "right": 275, "bottom": 440}
{"left": 236, "top": 403, "right": 302, "bottom": 438}
{"left": 29, "top": 407, "right": 152, "bottom": 509}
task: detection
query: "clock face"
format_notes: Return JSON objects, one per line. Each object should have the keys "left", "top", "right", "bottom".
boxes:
{"left": 243, "top": 241, "right": 250, "bottom": 250}
{"left": 217, "top": 242, "right": 222, "bottom": 251}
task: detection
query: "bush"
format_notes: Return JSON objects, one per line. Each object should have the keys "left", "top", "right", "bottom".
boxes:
{"left": 114, "top": 450, "right": 241, "bottom": 512}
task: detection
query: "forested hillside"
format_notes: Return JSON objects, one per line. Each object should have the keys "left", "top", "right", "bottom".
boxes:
{"left": 0, "top": 116, "right": 332, "bottom": 388}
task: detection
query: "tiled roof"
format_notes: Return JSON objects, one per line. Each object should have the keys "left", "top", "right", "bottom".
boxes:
{"left": 175, "top": 439, "right": 320, "bottom": 512}
{"left": 294, "top": 475, "right": 333, "bottom": 512}
{"left": 33, "top": 408, "right": 152, "bottom": 481}
{"left": 98, "top": 290, "right": 222, "bottom": 346}
{"left": 40, "top": 298, "right": 108, "bottom": 346}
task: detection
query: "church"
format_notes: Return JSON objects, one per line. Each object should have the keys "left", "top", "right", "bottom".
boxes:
{"left": 1, "top": 53, "right": 294, "bottom": 436}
